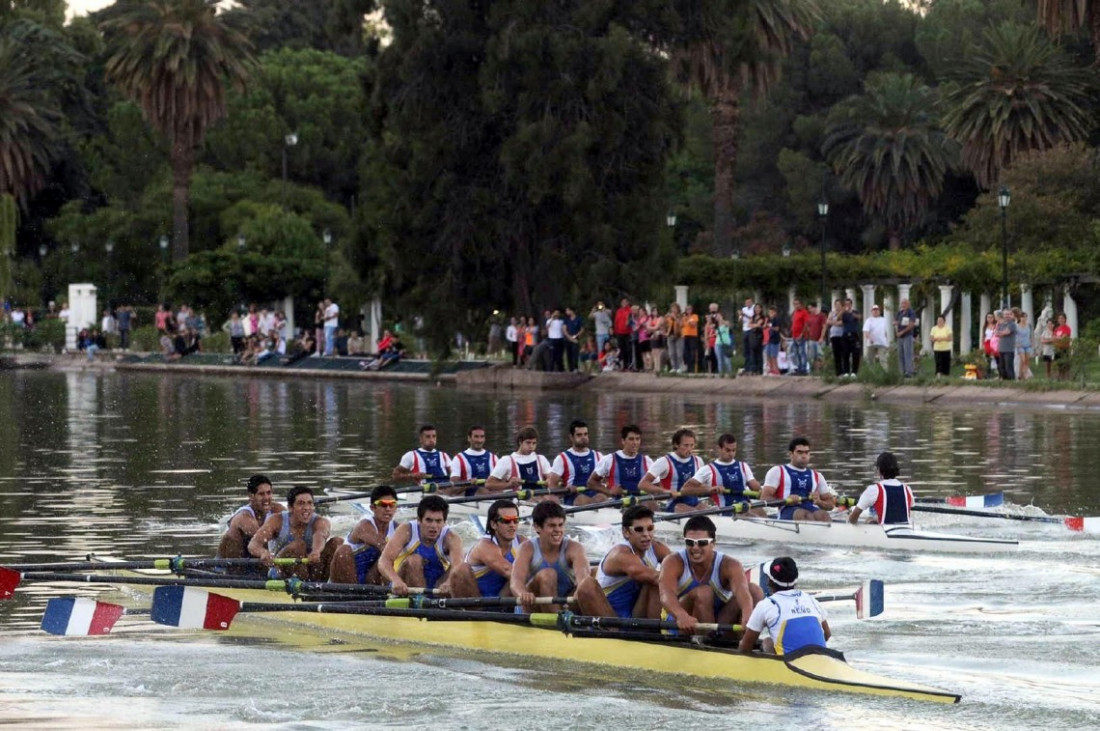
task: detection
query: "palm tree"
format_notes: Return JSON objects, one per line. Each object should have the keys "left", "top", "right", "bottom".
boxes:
{"left": 823, "top": 72, "right": 956, "bottom": 251}
{"left": 669, "top": 0, "right": 818, "bottom": 256}
{"left": 0, "top": 39, "right": 62, "bottom": 207}
{"left": 1037, "top": 0, "right": 1100, "bottom": 65}
{"left": 102, "top": 0, "right": 254, "bottom": 262}
{"left": 942, "top": 22, "right": 1095, "bottom": 189}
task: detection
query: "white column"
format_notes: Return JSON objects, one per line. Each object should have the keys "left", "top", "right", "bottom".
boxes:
{"left": 860, "top": 284, "right": 876, "bottom": 321}
{"left": 845, "top": 288, "right": 857, "bottom": 311}
{"left": 830, "top": 289, "right": 842, "bottom": 307}
{"left": 921, "top": 296, "right": 934, "bottom": 355}
{"left": 1064, "top": 285, "right": 1079, "bottom": 339}
{"left": 897, "top": 283, "right": 912, "bottom": 307}
{"left": 674, "top": 285, "right": 688, "bottom": 310}
{"left": 883, "top": 291, "right": 896, "bottom": 345}
{"left": 960, "top": 292, "right": 973, "bottom": 355}
{"left": 937, "top": 285, "right": 954, "bottom": 355}
{"left": 282, "top": 295, "right": 295, "bottom": 339}
{"left": 788, "top": 285, "right": 797, "bottom": 313}
{"left": 1020, "top": 283, "right": 1033, "bottom": 322}
{"left": 980, "top": 293, "right": 991, "bottom": 321}
{"left": 363, "top": 298, "right": 382, "bottom": 350}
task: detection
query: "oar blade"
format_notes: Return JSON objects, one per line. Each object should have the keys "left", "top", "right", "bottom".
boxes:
{"left": 944, "top": 493, "right": 1004, "bottom": 508}
{"left": 0, "top": 567, "right": 22, "bottom": 599}
{"left": 41, "top": 597, "right": 126, "bottom": 636}
{"left": 151, "top": 586, "right": 240, "bottom": 630}
{"left": 855, "top": 579, "right": 885, "bottom": 619}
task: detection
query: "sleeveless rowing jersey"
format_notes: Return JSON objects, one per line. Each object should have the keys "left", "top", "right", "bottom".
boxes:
{"left": 656, "top": 453, "right": 704, "bottom": 510}
{"left": 553, "top": 449, "right": 602, "bottom": 505}
{"left": 394, "top": 521, "right": 452, "bottom": 590}
{"left": 674, "top": 548, "right": 733, "bottom": 611}
{"left": 602, "top": 452, "right": 650, "bottom": 496}
{"left": 856, "top": 479, "right": 914, "bottom": 525}
{"left": 745, "top": 589, "right": 828, "bottom": 655}
{"left": 466, "top": 535, "right": 523, "bottom": 597}
{"left": 451, "top": 449, "right": 498, "bottom": 495}
{"left": 345, "top": 515, "right": 398, "bottom": 584}
{"left": 273, "top": 513, "right": 318, "bottom": 554}
{"left": 596, "top": 541, "right": 660, "bottom": 618}
{"left": 400, "top": 448, "right": 451, "bottom": 481}
{"left": 507, "top": 454, "right": 549, "bottom": 483}
{"left": 528, "top": 536, "right": 577, "bottom": 597}
{"left": 700, "top": 460, "right": 753, "bottom": 508}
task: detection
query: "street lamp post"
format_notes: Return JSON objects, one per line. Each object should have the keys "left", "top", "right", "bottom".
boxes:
{"left": 282, "top": 132, "right": 298, "bottom": 203}
{"left": 158, "top": 235, "right": 169, "bottom": 296}
{"left": 998, "top": 187, "right": 1011, "bottom": 309}
{"left": 322, "top": 228, "right": 333, "bottom": 296}
{"left": 817, "top": 200, "right": 829, "bottom": 308}
{"left": 104, "top": 240, "right": 114, "bottom": 310}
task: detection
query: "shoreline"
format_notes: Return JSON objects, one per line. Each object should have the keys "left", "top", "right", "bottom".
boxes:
{"left": 4, "top": 353, "right": 1099, "bottom": 410}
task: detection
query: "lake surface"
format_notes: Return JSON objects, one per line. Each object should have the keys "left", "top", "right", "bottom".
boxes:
{"left": 1, "top": 371, "right": 1098, "bottom": 729}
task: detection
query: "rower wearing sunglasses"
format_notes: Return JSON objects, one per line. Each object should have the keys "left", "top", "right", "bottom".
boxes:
{"left": 658, "top": 515, "right": 760, "bottom": 635}
{"left": 327, "top": 485, "right": 400, "bottom": 585}
{"left": 575, "top": 505, "right": 671, "bottom": 619}
{"left": 450, "top": 499, "right": 528, "bottom": 600}
{"left": 380, "top": 495, "right": 464, "bottom": 596}
{"left": 510, "top": 501, "right": 589, "bottom": 613}
{"left": 588, "top": 425, "right": 653, "bottom": 498}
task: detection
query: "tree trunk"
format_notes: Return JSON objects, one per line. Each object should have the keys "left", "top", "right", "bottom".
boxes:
{"left": 170, "top": 128, "right": 194, "bottom": 263}
{"left": 711, "top": 82, "right": 742, "bottom": 258}
{"left": 1091, "top": 7, "right": 1100, "bottom": 66}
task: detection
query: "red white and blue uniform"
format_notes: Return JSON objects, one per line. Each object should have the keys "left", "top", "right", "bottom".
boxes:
{"left": 691, "top": 460, "right": 756, "bottom": 508}
{"left": 594, "top": 451, "right": 654, "bottom": 496}
{"left": 398, "top": 448, "right": 452, "bottom": 481}
{"left": 550, "top": 449, "right": 603, "bottom": 505}
{"left": 450, "top": 449, "right": 499, "bottom": 495}
{"left": 489, "top": 453, "right": 552, "bottom": 485}
{"left": 764, "top": 464, "right": 834, "bottom": 520}
{"left": 854, "top": 479, "right": 914, "bottom": 525}
{"left": 744, "top": 589, "right": 828, "bottom": 655}
{"left": 465, "top": 535, "right": 523, "bottom": 597}
{"left": 596, "top": 542, "right": 660, "bottom": 618}
{"left": 648, "top": 453, "right": 704, "bottom": 510}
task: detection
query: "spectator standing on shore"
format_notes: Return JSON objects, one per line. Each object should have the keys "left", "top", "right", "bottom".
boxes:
{"left": 546, "top": 309, "right": 566, "bottom": 372}
{"left": 996, "top": 310, "right": 1017, "bottom": 381}
{"left": 1014, "top": 309, "right": 1032, "bottom": 380}
{"left": 740, "top": 298, "right": 755, "bottom": 372}
{"left": 116, "top": 305, "right": 134, "bottom": 351}
{"left": 930, "top": 315, "right": 952, "bottom": 377}
{"left": 564, "top": 306, "right": 584, "bottom": 373}
{"left": 155, "top": 303, "right": 169, "bottom": 333}
{"left": 806, "top": 303, "right": 827, "bottom": 374}
{"left": 1039, "top": 317, "right": 1056, "bottom": 378}
{"left": 488, "top": 319, "right": 503, "bottom": 357}
{"left": 1052, "top": 313, "right": 1071, "bottom": 380}
{"left": 789, "top": 300, "right": 809, "bottom": 375}
{"left": 665, "top": 303, "right": 683, "bottom": 373}
{"left": 590, "top": 301, "right": 612, "bottom": 354}
{"left": 827, "top": 299, "right": 845, "bottom": 377}
{"left": 862, "top": 305, "right": 888, "bottom": 368}
{"left": 982, "top": 312, "right": 999, "bottom": 376}
{"left": 894, "top": 298, "right": 917, "bottom": 378}
{"left": 506, "top": 317, "right": 519, "bottom": 366}
{"left": 647, "top": 306, "right": 666, "bottom": 374}
{"left": 101, "top": 309, "right": 116, "bottom": 338}
{"left": 323, "top": 298, "right": 340, "bottom": 356}
{"left": 225, "top": 311, "right": 246, "bottom": 354}
{"left": 681, "top": 304, "right": 700, "bottom": 373}
{"left": 749, "top": 304, "right": 766, "bottom": 375}
{"left": 715, "top": 313, "right": 734, "bottom": 375}
{"left": 613, "top": 298, "right": 634, "bottom": 371}
{"left": 842, "top": 299, "right": 862, "bottom": 376}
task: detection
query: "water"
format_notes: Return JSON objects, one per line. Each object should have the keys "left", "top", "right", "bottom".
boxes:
{"left": 1, "top": 371, "right": 1099, "bottom": 729}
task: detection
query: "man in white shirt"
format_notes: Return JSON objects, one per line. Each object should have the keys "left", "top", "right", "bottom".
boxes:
{"left": 505, "top": 317, "right": 519, "bottom": 366}
{"left": 486, "top": 427, "right": 552, "bottom": 491}
{"left": 323, "top": 298, "right": 340, "bottom": 356}
{"left": 862, "top": 304, "right": 889, "bottom": 367}
{"left": 546, "top": 309, "right": 566, "bottom": 372}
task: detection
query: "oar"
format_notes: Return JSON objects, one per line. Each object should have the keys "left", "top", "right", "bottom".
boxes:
{"left": 315, "top": 480, "right": 487, "bottom": 505}
{"left": 539, "top": 610, "right": 743, "bottom": 635}
{"left": 653, "top": 497, "right": 799, "bottom": 523}
{"left": 2, "top": 557, "right": 307, "bottom": 574}
{"left": 560, "top": 494, "right": 664, "bottom": 516}
{"left": 0, "top": 568, "right": 418, "bottom": 600}
{"left": 743, "top": 563, "right": 885, "bottom": 619}
{"left": 398, "top": 486, "right": 568, "bottom": 508}
{"left": 915, "top": 492, "right": 1004, "bottom": 508}
{"left": 408, "top": 595, "right": 575, "bottom": 609}
{"left": 911, "top": 504, "right": 1099, "bottom": 533}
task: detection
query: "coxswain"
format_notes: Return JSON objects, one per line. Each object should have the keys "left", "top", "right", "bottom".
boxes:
{"left": 450, "top": 499, "right": 527, "bottom": 599}
{"left": 392, "top": 424, "right": 451, "bottom": 484}
{"left": 216, "top": 474, "right": 285, "bottom": 561}
{"left": 848, "top": 451, "right": 914, "bottom": 526}
{"left": 327, "top": 485, "right": 399, "bottom": 584}
{"left": 588, "top": 425, "right": 653, "bottom": 498}
{"left": 379, "top": 494, "right": 463, "bottom": 596}
{"left": 484, "top": 426, "right": 551, "bottom": 492}
{"left": 448, "top": 425, "right": 499, "bottom": 496}
{"left": 738, "top": 556, "right": 830, "bottom": 655}
{"left": 679, "top": 433, "right": 765, "bottom": 516}
{"left": 658, "top": 515, "right": 759, "bottom": 634}
{"left": 760, "top": 437, "right": 837, "bottom": 522}
{"left": 248, "top": 486, "right": 340, "bottom": 581}
{"left": 575, "top": 505, "right": 671, "bottom": 618}
{"left": 547, "top": 419, "right": 603, "bottom": 506}
{"left": 510, "top": 501, "right": 589, "bottom": 612}
{"left": 638, "top": 428, "right": 703, "bottom": 512}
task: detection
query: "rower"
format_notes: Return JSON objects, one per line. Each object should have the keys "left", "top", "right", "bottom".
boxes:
{"left": 247, "top": 486, "right": 340, "bottom": 581}
{"left": 658, "top": 515, "right": 759, "bottom": 635}
{"left": 379, "top": 494, "right": 463, "bottom": 596}
{"left": 450, "top": 499, "right": 527, "bottom": 599}
{"left": 547, "top": 419, "right": 603, "bottom": 506}
{"left": 327, "top": 485, "right": 399, "bottom": 584}
{"left": 448, "top": 425, "right": 499, "bottom": 496}
{"left": 575, "top": 505, "right": 671, "bottom": 618}
{"left": 392, "top": 424, "right": 451, "bottom": 484}
{"left": 848, "top": 451, "right": 914, "bottom": 526}
{"left": 510, "top": 501, "right": 589, "bottom": 613}
{"left": 679, "top": 434, "right": 765, "bottom": 516}
{"left": 738, "top": 556, "right": 831, "bottom": 655}
{"left": 638, "top": 428, "right": 703, "bottom": 512}
{"left": 484, "top": 426, "right": 552, "bottom": 492}
{"left": 216, "top": 474, "right": 285, "bottom": 562}
{"left": 588, "top": 424, "right": 653, "bottom": 498}
{"left": 761, "top": 437, "right": 837, "bottom": 522}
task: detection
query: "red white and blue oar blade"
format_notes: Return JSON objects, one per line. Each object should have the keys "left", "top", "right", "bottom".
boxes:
{"left": 0, "top": 567, "right": 23, "bottom": 599}
{"left": 854, "top": 579, "right": 885, "bottom": 620}
{"left": 41, "top": 597, "right": 126, "bottom": 636}
{"left": 151, "top": 586, "right": 240, "bottom": 630}
{"left": 926, "top": 492, "right": 1004, "bottom": 508}
{"left": 1064, "top": 516, "right": 1100, "bottom": 533}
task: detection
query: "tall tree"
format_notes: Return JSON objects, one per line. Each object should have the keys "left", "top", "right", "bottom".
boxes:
{"left": 668, "top": 0, "right": 818, "bottom": 256}
{"left": 942, "top": 22, "right": 1095, "bottom": 189}
{"left": 1037, "top": 0, "right": 1100, "bottom": 65}
{"left": 102, "top": 0, "right": 255, "bottom": 261}
{"left": 823, "top": 72, "right": 956, "bottom": 250}
{"left": 0, "top": 37, "right": 62, "bottom": 206}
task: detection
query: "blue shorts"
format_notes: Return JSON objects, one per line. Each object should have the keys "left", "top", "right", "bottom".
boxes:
{"left": 779, "top": 503, "right": 822, "bottom": 521}
{"left": 765, "top": 343, "right": 780, "bottom": 358}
